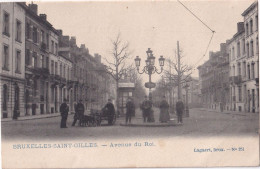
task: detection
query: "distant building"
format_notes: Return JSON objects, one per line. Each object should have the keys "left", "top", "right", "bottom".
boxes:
{"left": 0, "top": 3, "right": 26, "bottom": 118}
{"left": 198, "top": 43, "right": 230, "bottom": 111}
{"left": 182, "top": 77, "right": 201, "bottom": 108}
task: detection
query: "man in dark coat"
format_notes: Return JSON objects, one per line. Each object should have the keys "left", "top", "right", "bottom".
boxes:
{"left": 60, "top": 99, "right": 69, "bottom": 128}
{"left": 176, "top": 99, "right": 184, "bottom": 124}
{"left": 159, "top": 96, "right": 170, "bottom": 123}
{"left": 125, "top": 97, "right": 135, "bottom": 125}
{"left": 103, "top": 99, "right": 115, "bottom": 125}
{"left": 72, "top": 99, "right": 85, "bottom": 126}
{"left": 141, "top": 96, "right": 152, "bottom": 123}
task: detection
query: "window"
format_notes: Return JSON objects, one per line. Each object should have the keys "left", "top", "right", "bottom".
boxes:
{"left": 232, "top": 47, "right": 235, "bottom": 59}
{"left": 242, "top": 39, "right": 245, "bottom": 54}
{"left": 2, "top": 45, "right": 9, "bottom": 70}
{"left": 256, "top": 37, "right": 259, "bottom": 54}
{"left": 15, "top": 50, "right": 21, "bottom": 73}
{"left": 60, "top": 63, "right": 62, "bottom": 77}
{"left": 248, "top": 64, "right": 250, "bottom": 80}
{"left": 238, "top": 86, "right": 242, "bottom": 102}
{"left": 256, "top": 15, "right": 258, "bottom": 31}
{"left": 55, "top": 43, "right": 58, "bottom": 55}
{"left": 40, "top": 55, "right": 44, "bottom": 68}
{"left": 51, "top": 40, "right": 54, "bottom": 53}
{"left": 26, "top": 23, "right": 30, "bottom": 39}
{"left": 46, "top": 56, "right": 49, "bottom": 69}
{"left": 246, "top": 23, "right": 249, "bottom": 36}
{"left": 26, "top": 49, "right": 30, "bottom": 65}
{"left": 33, "top": 26, "right": 38, "bottom": 43}
{"left": 2, "top": 84, "right": 8, "bottom": 111}
{"left": 238, "top": 63, "right": 241, "bottom": 76}
{"left": 243, "top": 62, "right": 246, "bottom": 78}
{"left": 3, "top": 12, "right": 9, "bottom": 36}
{"left": 16, "top": 20, "right": 22, "bottom": 42}
{"left": 246, "top": 42, "right": 250, "bottom": 57}
{"left": 55, "top": 62, "right": 58, "bottom": 75}
{"left": 46, "top": 34, "right": 49, "bottom": 49}
{"left": 250, "top": 19, "right": 253, "bottom": 34}
{"left": 63, "top": 65, "right": 66, "bottom": 78}
{"left": 33, "top": 52, "right": 37, "bottom": 68}
{"left": 237, "top": 42, "right": 240, "bottom": 58}
{"left": 41, "top": 30, "right": 44, "bottom": 43}
{"left": 67, "top": 67, "right": 70, "bottom": 80}
{"left": 51, "top": 60, "right": 54, "bottom": 74}
{"left": 251, "top": 63, "right": 255, "bottom": 79}
{"left": 250, "top": 40, "right": 254, "bottom": 57}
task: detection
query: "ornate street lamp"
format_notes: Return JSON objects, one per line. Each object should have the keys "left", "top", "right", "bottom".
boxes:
{"left": 134, "top": 48, "right": 165, "bottom": 100}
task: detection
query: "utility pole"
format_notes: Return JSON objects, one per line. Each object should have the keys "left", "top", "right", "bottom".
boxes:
{"left": 177, "top": 41, "right": 181, "bottom": 100}
{"left": 168, "top": 59, "right": 173, "bottom": 114}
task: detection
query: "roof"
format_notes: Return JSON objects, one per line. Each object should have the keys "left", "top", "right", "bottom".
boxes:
{"left": 242, "top": 1, "right": 258, "bottom": 16}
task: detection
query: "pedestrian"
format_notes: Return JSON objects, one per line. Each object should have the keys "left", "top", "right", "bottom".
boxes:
{"left": 159, "top": 96, "right": 170, "bottom": 123}
{"left": 176, "top": 98, "right": 184, "bottom": 124}
{"left": 60, "top": 98, "right": 69, "bottom": 128}
{"left": 103, "top": 99, "right": 115, "bottom": 125}
{"left": 141, "top": 96, "right": 152, "bottom": 123}
{"left": 125, "top": 97, "right": 135, "bottom": 125}
{"left": 72, "top": 99, "right": 85, "bottom": 126}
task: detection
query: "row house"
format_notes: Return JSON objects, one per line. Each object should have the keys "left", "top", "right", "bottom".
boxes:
{"left": 23, "top": 3, "right": 72, "bottom": 116}
{"left": 198, "top": 43, "right": 230, "bottom": 111}
{"left": 58, "top": 32, "right": 114, "bottom": 112}
{"left": 227, "top": 1, "right": 259, "bottom": 113}
{"left": 0, "top": 3, "right": 26, "bottom": 119}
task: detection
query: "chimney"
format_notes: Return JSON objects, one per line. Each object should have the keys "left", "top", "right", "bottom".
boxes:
{"left": 237, "top": 22, "right": 244, "bottom": 33}
{"left": 70, "top": 37, "right": 76, "bottom": 46}
{"left": 220, "top": 43, "right": 226, "bottom": 53}
{"left": 80, "top": 44, "right": 86, "bottom": 49}
{"left": 56, "top": 29, "right": 63, "bottom": 36}
{"left": 28, "top": 3, "right": 38, "bottom": 15}
{"left": 39, "top": 14, "right": 47, "bottom": 21}
{"left": 94, "top": 54, "right": 102, "bottom": 63}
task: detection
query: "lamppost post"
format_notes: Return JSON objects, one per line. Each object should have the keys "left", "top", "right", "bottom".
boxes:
{"left": 134, "top": 48, "right": 165, "bottom": 102}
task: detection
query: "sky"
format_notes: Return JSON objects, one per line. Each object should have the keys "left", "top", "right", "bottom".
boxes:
{"left": 35, "top": 0, "right": 255, "bottom": 84}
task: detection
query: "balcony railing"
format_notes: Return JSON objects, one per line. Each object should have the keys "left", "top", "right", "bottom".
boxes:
{"left": 229, "top": 75, "right": 242, "bottom": 85}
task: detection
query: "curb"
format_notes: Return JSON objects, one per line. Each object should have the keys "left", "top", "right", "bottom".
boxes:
{"left": 1, "top": 113, "right": 74, "bottom": 122}
{"left": 119, "top": 123, "right": 180, "bottom": 127}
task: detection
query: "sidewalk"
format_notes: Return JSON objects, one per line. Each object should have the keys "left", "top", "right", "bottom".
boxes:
{"left": 197, "top": 108, "right": 259, "bottom": 117}
{"left": 1, "top": 113, "right": 71, "bottom": 122}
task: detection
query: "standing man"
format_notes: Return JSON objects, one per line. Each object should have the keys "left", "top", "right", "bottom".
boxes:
{"left": 125, "top": 97, "right": 135, "bottom": 125}
{"left": 176, "top": 99, "right": 184, "bottom": 124}
{"left": 141, "top": 96, "right": 152, "bottom": 123}
{"left": 60, "top": 98, "right": 69, "bottom": 128}
{"left": 103, "top": 99, "right": 115, "bottom": 125}
{"left": 72, "top": 99, "right": 85, "bottom": 126}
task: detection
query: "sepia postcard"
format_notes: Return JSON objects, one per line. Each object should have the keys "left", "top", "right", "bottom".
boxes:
{"left": 0, "top": 0, "right": 259, "bottom": 168}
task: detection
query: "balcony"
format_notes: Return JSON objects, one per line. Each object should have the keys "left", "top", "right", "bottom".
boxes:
{"left": 229, "top": 75, "right": 242, "bottom": 85}
{"left": 41, "top": 43, "right": 47, "bottom": 51}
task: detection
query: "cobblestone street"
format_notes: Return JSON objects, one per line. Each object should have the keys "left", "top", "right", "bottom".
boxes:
{"left": 2, "top": 108, "right": 258, "bottom": 141}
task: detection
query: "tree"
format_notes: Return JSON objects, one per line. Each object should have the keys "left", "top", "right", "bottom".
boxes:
{"left": 126, "top": 66, "right": 146, "bottom": 108}
{"left": 104, "top": 33, "right": 132, "bottom": 115}
{"left": 164, "top": 41, "right": 192, "bottom": 109}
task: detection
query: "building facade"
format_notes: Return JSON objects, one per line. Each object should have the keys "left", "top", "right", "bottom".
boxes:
{"left": 227, "top": 1, "right": 259, "bottom": 113}
{"left": 1, "top": 3, "right": 26, "bottom": 118}
{"left": 198, "top": 43, "right": 230, "bottom": 111}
